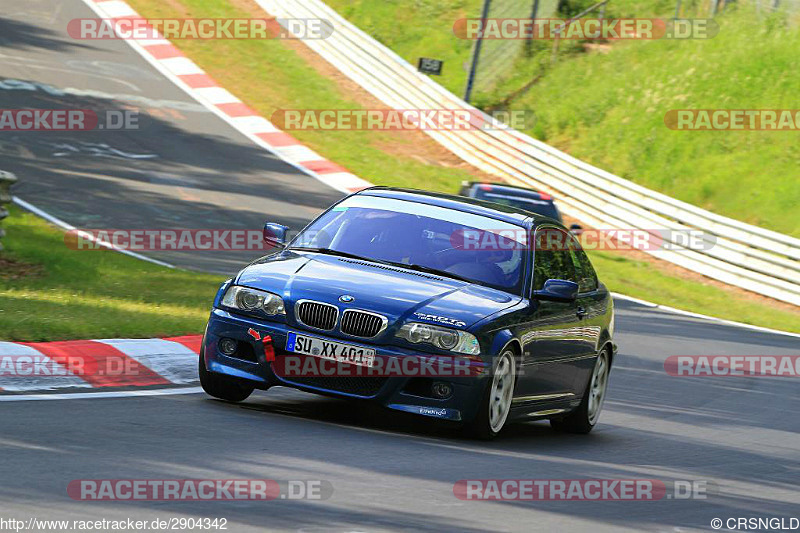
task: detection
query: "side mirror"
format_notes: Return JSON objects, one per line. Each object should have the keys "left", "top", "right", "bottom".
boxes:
{"left": 533, "top": 279, "right": 579, "bottom": 302}
{"left": 263, "top": 222, "right": 289, "bottom": 248}
{"left": 569, "top": 223, "right": 583, "bottom": 235}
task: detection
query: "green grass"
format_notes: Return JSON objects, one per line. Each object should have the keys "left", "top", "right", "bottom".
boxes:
{"left": 0, "top": 207, "right": 224, "bottom": 341}
{"left": 589, "top": 251, "right": 800, "bottom": 332}
{"left": 521, "top": 7, "right": 800, "bottom": 236}
{"left": 325, "top": 0, "right": 800, "bottom": 236}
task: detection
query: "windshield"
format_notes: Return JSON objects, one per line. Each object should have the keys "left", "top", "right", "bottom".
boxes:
{"left": 290, "top": 196, "right": 527, "bottom": 293}
{"left": 472, "top": 189, "right": 562, "bottom": 222}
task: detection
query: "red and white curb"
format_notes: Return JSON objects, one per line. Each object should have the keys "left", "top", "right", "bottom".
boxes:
{"left": 0, "top": 335, "right": 201, "bottom": 394}
{"left": 81, "top": 0, "right": 372, "bottom": 195}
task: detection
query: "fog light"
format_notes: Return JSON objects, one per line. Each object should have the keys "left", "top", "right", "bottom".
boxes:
{"left": 218, "top": 337, "right": 238, "bottom": 356}
{"left": 432, "top": 381, "right": 453, "bottom": 399}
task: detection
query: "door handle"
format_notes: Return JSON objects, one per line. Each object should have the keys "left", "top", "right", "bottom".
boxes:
{"left": 576, "top": 306, "right": 587, "bottom": 319}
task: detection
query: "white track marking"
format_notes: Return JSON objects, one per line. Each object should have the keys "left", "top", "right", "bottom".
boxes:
{"left": 0, "top": 387, "right": 204, "bottom": 402}
{"left": 95, "top": 338, "right": 200, "bottom": 384}
{"left": 193, "top": 86, "right": 241, "bottom": 105}
{"left": 12, "top": 196, "right": 176, "bottom": 269}
{"left": 95, "top": 0, "right": 136, "bottom": 17}
{"left": 158, "top": 56, "right": 204, "bottom": 75}
{"left": 229, "top": 115, "right": 280, "bottom": 134}
{"left": 611, "top": 292, "right": 800, "bottom": 338}
{"left": 272, "top": 145, "right": 323, "bottom": 163}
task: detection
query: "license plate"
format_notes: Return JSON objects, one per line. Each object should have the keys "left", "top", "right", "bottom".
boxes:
{"left": 285, "top": 332, "right": 376, "bottom": 368}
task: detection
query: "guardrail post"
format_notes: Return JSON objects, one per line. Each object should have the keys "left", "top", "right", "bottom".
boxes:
{"left": 464, "top": 0, "right": 492, "bottom": 103}
{"left": 525, "top": 0, "right": 540, "bottom": 55}
{"left": 0, "top": 170, "right": 17, "bottom": 252}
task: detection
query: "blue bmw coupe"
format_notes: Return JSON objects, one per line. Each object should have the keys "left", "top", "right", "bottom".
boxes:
{"left": 200, "top": 187, "right": 616, "bottom": 438}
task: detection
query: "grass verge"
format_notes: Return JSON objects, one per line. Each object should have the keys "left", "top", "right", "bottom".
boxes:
{"left": 589, "top": 251, "right": 799, "bottom": 332}
{"left": 0, "top": 207, "right": 223, "bottom": 342}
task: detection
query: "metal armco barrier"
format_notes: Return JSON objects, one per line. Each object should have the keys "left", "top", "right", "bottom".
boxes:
{"left": 258, "top": 0, "right": 800, "bottom": 306}
{"left": 0, "top": 171, "right": 16, "bottom": 252}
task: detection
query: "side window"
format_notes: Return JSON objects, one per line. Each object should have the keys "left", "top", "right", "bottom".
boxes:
{"left": 568, "top": 235, "right": 598, "bottom": 293}
{"left": 532, "top": 226, "right": 578, "bottom": 292}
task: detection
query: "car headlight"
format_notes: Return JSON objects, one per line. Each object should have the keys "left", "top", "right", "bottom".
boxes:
{"left": 395, "top": 323, "right": 480, "bottom": 355}
{"left": 221, "top": 286, "right": 285, "bottom": 316}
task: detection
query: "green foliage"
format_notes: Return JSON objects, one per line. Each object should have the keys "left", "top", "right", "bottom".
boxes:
{"left": 326, "top": 0, "right": 800, "bottom": 235}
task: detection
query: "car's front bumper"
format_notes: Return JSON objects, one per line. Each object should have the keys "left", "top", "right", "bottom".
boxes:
{"left": 203, "top": 308, "right": 490, "bottom": 423}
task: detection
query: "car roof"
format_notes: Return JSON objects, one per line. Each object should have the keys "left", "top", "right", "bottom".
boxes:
{"left": 356, "top": 186, "right": 556, "bottom": 227}
{"left": 464, "top": 181, "right": 555, "bottom": 202}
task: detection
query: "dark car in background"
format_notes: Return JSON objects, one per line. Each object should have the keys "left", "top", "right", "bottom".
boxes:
{"left": 200, "top": 187, "right": 614, "bottom": 438}
{"left": 460, "top": 181, "right": 582, "bottom": 233}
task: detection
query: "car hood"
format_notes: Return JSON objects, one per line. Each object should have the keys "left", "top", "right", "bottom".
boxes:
{"left": 236, "top": 251, "right": 521, "bottom": 330}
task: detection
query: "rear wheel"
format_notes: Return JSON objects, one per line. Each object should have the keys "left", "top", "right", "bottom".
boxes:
{"left": 199, "top": 344, "right": 254, "bottom": 403}
{"left": 550, "top": 349, "right": 610, "bottom": 434}
{"left": 465, "top": 349, "right": 516, "bottom": 440}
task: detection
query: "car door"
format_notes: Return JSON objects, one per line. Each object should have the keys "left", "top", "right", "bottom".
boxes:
{"left": 515, "top": 225, "right": 585, "bottom": 399}
{"left": 567, "top": 234, "right": 606, "bottom": 391}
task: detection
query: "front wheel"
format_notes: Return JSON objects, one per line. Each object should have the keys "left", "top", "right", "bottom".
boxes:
{"left": 465, "top": 350, "right": 517, "bottom": 440}
{"left": 199, "top": 344, "right": 254, "bottom": 403}
{"left": 551, "top": 349, "right": 610, "bottom": 434}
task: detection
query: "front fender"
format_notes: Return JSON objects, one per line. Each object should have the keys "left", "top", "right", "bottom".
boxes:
{"left": 488, "top": 329, "right": 515, "bottom": 355}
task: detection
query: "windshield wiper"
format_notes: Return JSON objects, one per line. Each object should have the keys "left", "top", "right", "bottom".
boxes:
{"left": 384, "top": 261, "right": 472, "bottom": 283}
{"left": 288, "top": 247, "right": 392, "bottom": 265}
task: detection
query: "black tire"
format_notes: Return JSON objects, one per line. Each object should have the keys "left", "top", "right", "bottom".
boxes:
{"left": 550, "top": 349, "right": 610, "bottom": 434}
{"left": 464, "top": 349, "right": 517, "bottom": 440}
{"left": 199, "top": 344, "right": 254, "bottom": 403}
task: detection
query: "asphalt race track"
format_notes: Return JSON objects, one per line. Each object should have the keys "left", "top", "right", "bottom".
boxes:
{"left": 0, "top": 0, "right": 342, "bottom": 274}
{"left": 1, "top": 304, "right": 798, "bottom": 532}
{"left": 1, "top": 1, "right": 798, "bottom": 532}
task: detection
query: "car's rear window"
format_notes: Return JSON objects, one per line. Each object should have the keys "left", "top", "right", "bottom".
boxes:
{"left": 472, "top": 189, "right": 562, "bottom": 222}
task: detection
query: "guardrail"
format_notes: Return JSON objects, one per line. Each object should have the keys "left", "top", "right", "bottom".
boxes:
{"left": 0, "top": 171, "right": 16, "bottom": 252}
{"left": 258, "top": 0, "right": 800, "bottom": 306}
